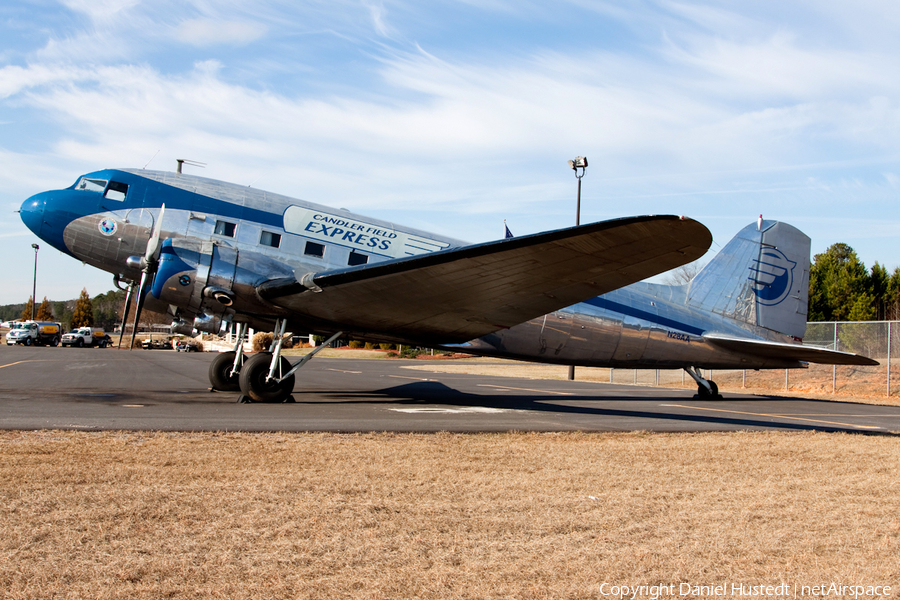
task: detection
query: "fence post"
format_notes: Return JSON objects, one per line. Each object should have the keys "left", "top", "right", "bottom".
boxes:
{"left": 832, "top": 322, "right": 837, "bottom": 394}
{"left": 610, "top": 368, "right": 614, "bottom": 384}
{"left": 888, "top": 321, "right": 892, "bottom": 397}
{"left": 785, "top": 369, "right": 789, "bottom": 391}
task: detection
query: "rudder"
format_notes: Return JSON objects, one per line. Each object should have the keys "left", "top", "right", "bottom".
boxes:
{"left": 686, "top": 220, "right": 810, "bottom": 339}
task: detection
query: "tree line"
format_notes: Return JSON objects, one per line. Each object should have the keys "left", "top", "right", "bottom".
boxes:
{"left": 1, "top": 288, "right": 167, "bottom": 332}
{"left": 809, "top": 243, "right": 900, "bottom": 322}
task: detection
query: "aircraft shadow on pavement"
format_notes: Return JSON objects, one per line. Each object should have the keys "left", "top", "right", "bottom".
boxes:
{"left": 292, "top": 381, "right": 898, "bottom": 435}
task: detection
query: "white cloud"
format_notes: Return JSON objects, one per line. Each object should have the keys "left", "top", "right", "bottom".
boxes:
{"left": 174, "top": 18, "right": 268, "bottom": 47}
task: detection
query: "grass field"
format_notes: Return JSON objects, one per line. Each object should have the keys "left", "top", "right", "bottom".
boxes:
{"left": 2, "top": 431, "right": 898, "bottom": 599}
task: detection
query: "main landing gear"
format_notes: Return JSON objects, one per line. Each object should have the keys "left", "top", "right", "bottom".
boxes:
{"left": 208, "top": 320, "right": 343, "bottom": 403}
{"left": 684, "top": 367, "right": 722, "bottom": 399}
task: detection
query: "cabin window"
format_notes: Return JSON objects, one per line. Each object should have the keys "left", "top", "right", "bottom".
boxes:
{"left": 348, "top": 251, "right": 368, "bottom": 266}
{"left": 75, "top": 177, "right": 107, "bottom": 193}
{"left": 104, "top": 181, "right": 128, "bottom": 201}
{"left": 214, "top": 220, "right": 236, "bottom": 237}
{"left": 260, "top": 231, "right": 281, "bottom": 248}
{"left": 304, "top": 241, "right": 325, "bottom": 258}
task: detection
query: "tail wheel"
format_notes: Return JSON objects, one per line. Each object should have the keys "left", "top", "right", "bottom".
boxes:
{"left": 209, "top": 351, "right": 243, "bottom": 392}
{"left": 238, "top": 353, "right": 295, "bottom": 403}
{"left": 697, "top": 381, "right": 720, "bottom": 399}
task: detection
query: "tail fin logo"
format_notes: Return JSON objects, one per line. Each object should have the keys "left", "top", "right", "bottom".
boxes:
{"left": 750, "top": 248, "right": 796, "bottom": 306}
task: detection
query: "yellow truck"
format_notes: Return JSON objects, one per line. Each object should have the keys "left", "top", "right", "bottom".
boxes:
{"left": 5, "top": 321, "right": 62, "bottom": 346}
{"left": 61, "top": 327, "right": 112, "bottom": 348}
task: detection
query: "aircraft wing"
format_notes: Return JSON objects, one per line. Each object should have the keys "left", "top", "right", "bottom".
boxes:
{"left": 258, "top": 215, "right": 711, "bottom": 344}
{"left": 704, "top": 334, "right": 879, "bottom": 366}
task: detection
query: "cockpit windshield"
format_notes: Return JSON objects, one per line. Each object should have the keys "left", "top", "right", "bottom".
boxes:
{"left": 74, "top": 177, "right": 107, "bottom": 193}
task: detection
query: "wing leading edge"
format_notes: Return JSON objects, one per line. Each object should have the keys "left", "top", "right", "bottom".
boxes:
{"left": 258, "top": 215, "right": 712, "bottom": 344}
{"left": 704, "top": 334, "right": 880, "bottom": 366}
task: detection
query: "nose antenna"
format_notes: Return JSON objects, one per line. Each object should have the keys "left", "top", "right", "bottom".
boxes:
{"left": 176, "top": 159, "right": 206, "bottom": 174}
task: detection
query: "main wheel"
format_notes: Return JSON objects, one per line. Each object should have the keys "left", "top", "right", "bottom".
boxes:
{"left": 697, "top": 381, "right": 720, "bottom": 399}
{"left": 209, "top": 351, "right": 243, "bottom": 391}
{"left": 238, "top": 353, "right": 295, "bottom": 402}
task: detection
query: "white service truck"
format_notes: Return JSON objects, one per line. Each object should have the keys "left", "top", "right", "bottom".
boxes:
{"left": 5, "top": 321, "right": 62, "bottom": 346}
{"left": 61, "top": 327, "right": 112, "bottom": 348}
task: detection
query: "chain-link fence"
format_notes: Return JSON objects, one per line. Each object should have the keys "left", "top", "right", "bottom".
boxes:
{"left": 606, "top": 321, "right": 899, "bottom": 398}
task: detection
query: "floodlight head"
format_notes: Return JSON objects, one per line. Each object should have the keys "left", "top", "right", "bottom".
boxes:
{"left": 569, "top": 156, "right": 588, "bottom": 170}
{"left": 31, "top": 243, "right": 39, "bottom": 251}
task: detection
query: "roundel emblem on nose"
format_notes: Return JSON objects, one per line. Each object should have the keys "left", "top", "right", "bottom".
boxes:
{"left": 179, "top": 275, "right": 191, "bottom": 286}
{"left": 98, "top": 218, "right": 117, "bottom": 236}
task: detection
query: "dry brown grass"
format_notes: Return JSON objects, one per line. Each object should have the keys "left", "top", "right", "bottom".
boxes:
{"left": 1, "top": 431, "right": 899, "bottom": 599}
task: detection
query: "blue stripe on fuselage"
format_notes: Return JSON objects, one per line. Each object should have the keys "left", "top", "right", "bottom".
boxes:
{"left": 581, "top": 296, "right": 705, "bottom": 336}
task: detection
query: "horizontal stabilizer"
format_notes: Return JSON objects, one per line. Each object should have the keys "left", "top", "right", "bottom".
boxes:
{"left": 259, "top": 215, "right": 711, "bottom": 344}
{"left": 705, "top": 334, "right": 879, "bottom": 366}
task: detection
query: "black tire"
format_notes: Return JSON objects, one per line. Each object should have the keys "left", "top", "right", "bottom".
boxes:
{"left": 50, "top": 337, "right": 60, "bottom": 347}
{"left": 76, "top": 338, "right": 84, "bottom": 348}
{"left": 209, "top": 351, "right": 243, "bottom": 392}
{"left": 24, "top": 337, "right": 32, "bottom": 346}
{"left": 238, "top": 353, "right": 295, "bottom": 403}
{"left": 697, "top": 381, "right": 720, "bottom": 399}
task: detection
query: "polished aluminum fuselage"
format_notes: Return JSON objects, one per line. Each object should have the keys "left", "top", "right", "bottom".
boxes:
{"left": 22, "top": 168, "right": 802, "bottom": 370}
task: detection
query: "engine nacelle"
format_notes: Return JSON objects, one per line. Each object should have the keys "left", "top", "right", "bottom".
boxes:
{"left": 171, "top": 319, "right": 195, "bottom": 336}
{"left": 148, "top": 238, "right": 294, "bottom": 331}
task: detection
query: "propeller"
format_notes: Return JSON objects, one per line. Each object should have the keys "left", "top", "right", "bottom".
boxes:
{"left": 128, "top": 205, "right": 165, "bottom": 349}
{"left": 116, "top": 283, "right": 135, "bottom": 349}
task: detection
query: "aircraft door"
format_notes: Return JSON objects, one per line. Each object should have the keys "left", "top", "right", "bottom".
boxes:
{"left": 539, "top": 310, "right": 573, "bottom": 356}
{"left": 610, "top": 316, "right": 650, "bottom": 363}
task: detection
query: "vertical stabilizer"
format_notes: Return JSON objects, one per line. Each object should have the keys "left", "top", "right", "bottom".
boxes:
{"left": 686, "top": 220, "right": 810, "bottom": 339}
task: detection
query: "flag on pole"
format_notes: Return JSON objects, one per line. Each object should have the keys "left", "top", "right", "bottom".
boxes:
{"left": 504, "top": 220, "right": 513, "bottom": 238}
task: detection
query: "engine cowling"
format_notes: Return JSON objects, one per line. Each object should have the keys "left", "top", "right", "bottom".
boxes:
{"left": 148, "top": 238, "right": 293, "bottom": 334}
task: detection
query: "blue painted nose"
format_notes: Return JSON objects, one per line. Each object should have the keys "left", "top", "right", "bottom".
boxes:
{"left": 20, "top": 193, "right": 46, "bottom": 237}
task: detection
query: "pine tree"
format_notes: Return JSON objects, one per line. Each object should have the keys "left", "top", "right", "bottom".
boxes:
{"left": 20, "top": 297, "right": 34, "bottom": 321}
{"left": 35, "top": 297, "right": 54, "bottom": 321}
{"left": 71, "top": 288, "right": 94, "bottom": 328}
{"left": 808, "top": 243, "right": 872, "bottom": 321}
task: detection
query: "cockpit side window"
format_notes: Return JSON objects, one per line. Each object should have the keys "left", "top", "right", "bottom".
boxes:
{"left": 75, "top": 177, "right": 107, "bottom": 193}
{"left": 104, "top": 181, "right": 129, "bottom": 201}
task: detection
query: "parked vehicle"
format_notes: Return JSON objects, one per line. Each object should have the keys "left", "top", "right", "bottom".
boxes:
{"left": 141, "top": 337, "right": 170, "bottom": 350}
{"left": 175, "top": 339, "right": 200, "bottom": 352}
{"left": 61, "top": 327, "right": 111, "bottom": 348}
{"left": 5, "top": 321, "right": 62, "bottom": 346}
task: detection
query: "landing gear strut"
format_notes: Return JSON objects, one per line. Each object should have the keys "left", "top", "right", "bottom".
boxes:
{"left": 684, "top": 367, "right": 721, "bottom": 399}
{"left": 232, "top": 320, "right": 342, "bottom": 403}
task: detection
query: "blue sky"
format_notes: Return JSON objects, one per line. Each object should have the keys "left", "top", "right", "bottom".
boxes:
{"left": 1, "top": 0, "right": 898, "bottom": 306}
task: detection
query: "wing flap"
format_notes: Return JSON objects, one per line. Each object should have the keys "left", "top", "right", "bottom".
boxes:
{"left": 259, "top": 215, "right": 711, "bottom": 343}
{"left": 704, "top": 334, "right": 879, "bottom": 366}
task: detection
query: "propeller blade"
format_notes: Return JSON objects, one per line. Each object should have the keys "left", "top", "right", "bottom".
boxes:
{"left": 117, "top": 283, "right": 135, "bottom": 349}
{"left": 129, "top": 271, "right": 150, "bottom": 350}
{"left": 128, "top": 205, "right": 165, "bottom": 350}
{"left": 145, "top": 204, "right": 165, "bottom": 262}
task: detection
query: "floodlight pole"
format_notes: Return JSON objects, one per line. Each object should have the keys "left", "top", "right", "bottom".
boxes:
{"left": 567, "top": 157, "right": 587, "bottom": 381}
{"left": 31, "top": 244, "right": 39, "bottom": 321}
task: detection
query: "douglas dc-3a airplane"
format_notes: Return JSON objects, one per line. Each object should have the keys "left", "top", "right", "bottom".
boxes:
{"left": 19, "top": 167, "right": 877, "bottom": 402}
